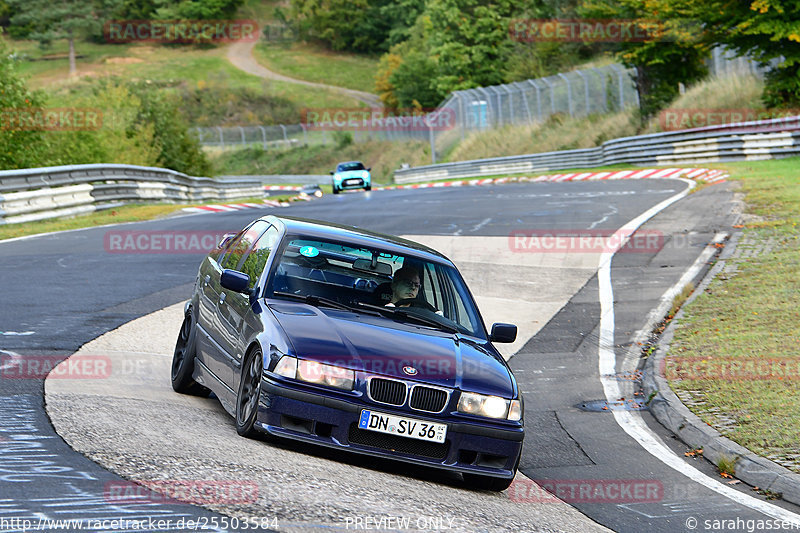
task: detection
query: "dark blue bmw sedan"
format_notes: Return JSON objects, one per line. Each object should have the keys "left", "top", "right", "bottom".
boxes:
{"left": 172, "top": 215, "right": 523, "bottom": 490}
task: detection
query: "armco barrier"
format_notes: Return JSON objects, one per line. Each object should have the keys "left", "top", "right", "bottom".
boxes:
{"left": 0, "top": 164, "right": 265, "bottom": 225}
{"left": 394, "top": 115, "right": 800, "bottom": 183}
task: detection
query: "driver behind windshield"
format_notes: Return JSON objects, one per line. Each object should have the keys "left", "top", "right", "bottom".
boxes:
{"left": 387, "top": 266, "right": 421, "bottom": 307}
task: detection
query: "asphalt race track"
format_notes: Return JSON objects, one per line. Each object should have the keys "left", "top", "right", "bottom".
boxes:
{"left": 2, "top": 179, "right": 800, "bottom": 532}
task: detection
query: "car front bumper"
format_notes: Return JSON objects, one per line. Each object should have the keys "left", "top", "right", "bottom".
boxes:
{"left": 335, "top": 177, "right": 369, "bottom": 190}
{"left": 257, "top": 377, "right": 523, "bottom": 478}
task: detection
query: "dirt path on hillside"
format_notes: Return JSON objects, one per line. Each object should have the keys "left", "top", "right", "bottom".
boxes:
{"left": 226, "top": 40, "right": 380, "bottom": 107}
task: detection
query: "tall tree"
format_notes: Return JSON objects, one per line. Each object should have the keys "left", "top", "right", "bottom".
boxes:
{"left": 8, "top": 0, "right": 121, "bottom": 77}
{"left": 580, "top": 0, "right": 710, "bottom": 121}
{"left": 659, "top": 0, "right": 800, "bottom": 107}
{"left": 0, "top": 35, "right": 47, "bottom": 169}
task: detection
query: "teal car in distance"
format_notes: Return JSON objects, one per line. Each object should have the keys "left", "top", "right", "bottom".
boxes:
{"left": 331, "top": 161, "right": 371, "bottom": 194}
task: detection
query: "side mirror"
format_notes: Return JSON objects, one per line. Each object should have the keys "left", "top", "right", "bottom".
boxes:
{"left": 490, "top": 323, "right": 517, "bottom": 343}
{"left": 329, "top": 171, "right": 334, "bottom": 175}
{"left": 367, "top": 167, "right": 372, "bottom": 171}
{"left": 220, "top": 269, "right": 250, "bottom": 294}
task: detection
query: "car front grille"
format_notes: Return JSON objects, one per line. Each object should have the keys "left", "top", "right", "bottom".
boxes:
{"left": 409, "top": 386, "right": 448, "bottom": 412}
{"left": 348, "top": 424, "right": 449, "bottom": 460}
{"left": 369, "top": 378, "right": 406, "bottom": 406}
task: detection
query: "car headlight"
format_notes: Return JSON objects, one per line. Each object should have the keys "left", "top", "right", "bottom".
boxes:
{"left": 457, "top": 392, "right": 522, "bottom": 421}
{"left": 272, "top": 355, "right": 354, "bottom": 391}
{"left": 362, "top": 171, "right": 369, "bottom": 179}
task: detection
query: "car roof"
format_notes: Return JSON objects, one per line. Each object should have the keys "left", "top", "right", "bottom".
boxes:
{"left": 263, "top": 215, "right": 451, "bottom": 264}
{"left": 336, "top": 161, "right": 363, "bottom": 166}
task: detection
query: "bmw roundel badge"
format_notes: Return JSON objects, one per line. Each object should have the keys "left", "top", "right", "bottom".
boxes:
{"left": 402, "top": 365, "right": 418, "bottom": 376}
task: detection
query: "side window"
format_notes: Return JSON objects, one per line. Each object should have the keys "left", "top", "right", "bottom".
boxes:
{"left": 238, "top": 225, "right": 279, "bottom": 289}
{"left": 422, "top": 263, "right": 439, "bottom": 309}
{"left": 220, "top": 221, "right": 270, "bottom": 271}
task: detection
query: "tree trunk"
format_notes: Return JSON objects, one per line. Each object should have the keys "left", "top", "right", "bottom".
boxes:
{"left": 68, "top": 35, "right": 77, "bottom": 77}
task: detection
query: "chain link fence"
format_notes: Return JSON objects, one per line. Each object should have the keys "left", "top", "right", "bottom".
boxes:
{"left": 193, "top": 123, "right": 430, "bottom": 149}
{"left": 427, "top": 63, "right": 639, "bottom": 162}
{"left": 194, "top": 47, "right": 777, "bottom": 163}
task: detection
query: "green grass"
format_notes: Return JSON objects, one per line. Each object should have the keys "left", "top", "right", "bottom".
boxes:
{"left": 11, "top": 38, "right": 361, "bottom": 114}
{"left": 253, "top": 41, "right": 379, "bottom": 93}
{"left": 211, "top": 140, "right": 431, "bottom": 182}
{"left": 667, "top": 156, "right": 800, "bottom": 472}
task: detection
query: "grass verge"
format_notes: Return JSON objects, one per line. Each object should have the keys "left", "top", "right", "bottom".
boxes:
{"left": 666, "top": 156, "right": 800, "bottom": 473}
{"left": 0, "top": 196, "right": 292, "bottom": 242}
{"left": 253, "top": 41, "right": 379, "bottom": 93}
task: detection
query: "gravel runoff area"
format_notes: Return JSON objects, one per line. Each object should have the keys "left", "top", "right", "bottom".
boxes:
{"left": 45, "top": 233, "right": 610, "bottom": 533}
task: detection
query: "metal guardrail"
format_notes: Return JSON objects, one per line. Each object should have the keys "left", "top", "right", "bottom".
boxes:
{"left": 0, "top": 164, "right": 266, "bottom": 225}
{"left": 394, "top": 115, "right": 800, "bottom": 183}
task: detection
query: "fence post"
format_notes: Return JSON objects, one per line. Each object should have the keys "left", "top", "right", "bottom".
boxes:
{"left": 258, "top": 126, "right": 267, "bottom": 149}
{"left": 457, "top": 92, "right": 466, "bottom": 141}
{"left": 216, "top": 126, "right": 224, "bottom": 148}
{"left": 528, "top": 80, "right": 542, "bottom": 121}
{"left": 594, "top": 67, "right": 608, "bottom": 113}
{"left": 504, "top": 85, "right": 515, "bottom": 124}
{"left": 300, "top": 123, "right": 308, "bottom": 145}
{"left": 540, "top": 76, "right": 556, "bottom": 115}
{"left": 429, "top": 122, "right": 436, "bottom": 165}
{"left": 238, "top": 126, "right": 246, "bottom": 145}
{"left": 557, "top": 73, "right": 574, "bottom": 117}
{"left": 575, "top": 70, "right": 590, "bottom": 115}
{"left": 516, "top": 82, "right": 532, "bottom": 124}
{"left": 279, "top": 124, "right": 288, "bottom": 143}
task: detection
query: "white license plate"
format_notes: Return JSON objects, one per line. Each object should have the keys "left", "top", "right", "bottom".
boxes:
{"left": 358, "top": 410, "right": 447, "bottom": 443}
{"left": 345, "top": 179, "right": 361, "bottom": 185}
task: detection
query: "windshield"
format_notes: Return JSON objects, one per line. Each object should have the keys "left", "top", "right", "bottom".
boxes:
{"left": 337, "top": 162, "right": 365, "bottom": 172}
{"left": 266, "top": 236, "right": 486, "bottom": 338}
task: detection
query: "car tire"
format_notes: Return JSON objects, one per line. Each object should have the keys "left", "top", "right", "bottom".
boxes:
{"left": 171, "top": 310, "right": 210, "bottom": 396}
{"left": 364, "top": 185, "right": 371, "bottom": 191}
{"left": 462, "top": 454, "right": 520, "bottom": 492}
{"left": 236, "top": 347, "right": 263, "bottom": 438}
{"left": 332, "top": 186, "right": 340, "bottom": 194}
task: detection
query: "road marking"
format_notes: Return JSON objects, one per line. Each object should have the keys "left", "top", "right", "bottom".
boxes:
{"left": 1, "top": 332, "right": 34, "bottom": 336}
{"left": 596, "top": 178, "right": 800, "bottom": 524}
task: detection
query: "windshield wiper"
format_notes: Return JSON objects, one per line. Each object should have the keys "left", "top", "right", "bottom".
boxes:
{"left": 272, "top": 291, "right": 352, "bottom": 311}
{"left": 354, "top": 302, "right": 460, "bottom": 334}
{"left": 272, "top": 291, "right": 383, "bottom": 316}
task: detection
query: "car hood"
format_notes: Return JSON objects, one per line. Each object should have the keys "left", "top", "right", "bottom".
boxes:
{"left": 268, "top": 302, "right": 514, "bottom": 398}
{"left": 335, "top": 170, "right": 368, "bottom": 178}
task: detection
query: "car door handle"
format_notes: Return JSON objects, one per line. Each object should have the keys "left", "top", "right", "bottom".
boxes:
{"left": 219, "top": 293, "right": 226, "bottom": 304}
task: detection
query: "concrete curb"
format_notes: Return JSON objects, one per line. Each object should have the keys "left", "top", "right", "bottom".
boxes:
{"left": 641, "top": 230, "right": 800, "bottom": 505}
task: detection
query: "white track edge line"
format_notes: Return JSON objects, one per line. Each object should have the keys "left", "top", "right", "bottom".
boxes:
{"left": 596, "top": 178, "right": 800, "bottom": 523}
